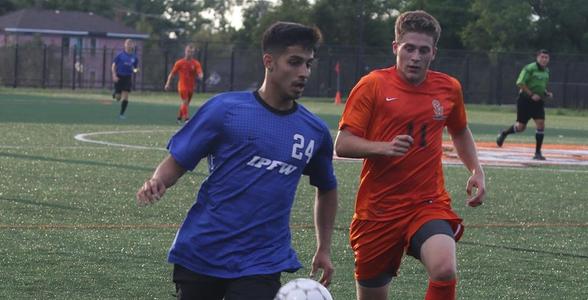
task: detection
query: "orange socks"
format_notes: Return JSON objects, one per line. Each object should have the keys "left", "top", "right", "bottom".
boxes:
{"left": 178, "top": 104, "right": 189, "bottom": 120}
{"left": 425, "top": 277, "right": 456, "bottom": 300}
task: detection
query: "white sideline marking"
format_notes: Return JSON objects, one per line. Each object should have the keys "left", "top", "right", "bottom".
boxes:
{"left": 74, "top": 130, "right": 170, "bottom": 151}
{"left": 72, "top": 130, "right": 588, "bottom": 170}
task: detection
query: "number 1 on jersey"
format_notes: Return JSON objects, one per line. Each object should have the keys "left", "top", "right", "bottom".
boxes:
{"left": 407, "top": 122, "right": 427, "bottom": 148}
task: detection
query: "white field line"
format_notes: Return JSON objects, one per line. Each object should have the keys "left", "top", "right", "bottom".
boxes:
{"left": 69, "top": 130, "right": 588, "bottom": 172}
{"left": 73, "top": 130, "right": 170, "bottom": 151}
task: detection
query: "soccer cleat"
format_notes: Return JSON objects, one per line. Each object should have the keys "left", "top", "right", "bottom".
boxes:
{"left": 119, "top": 114, "right": 126, "bottom": 120}
{"left": 496, "top": 132, "right": 506, "bottom": 147}
{"left": 533, "top": 152, "right": 546, "bottom": 160}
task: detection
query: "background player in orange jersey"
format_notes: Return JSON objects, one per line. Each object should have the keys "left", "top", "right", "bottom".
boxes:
{"left": 335, "top": 10, "right": 486, "bottom": 300}
{"left": 165, "top": 44, "right": 204, "bottom": 124}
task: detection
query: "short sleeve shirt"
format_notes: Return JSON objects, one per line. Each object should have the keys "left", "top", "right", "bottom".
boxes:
{"left": 339, "top": 66, "right": 467, "bottom": 221}
{"left": 167, "top": 91, "right": 337, "bottom": 278}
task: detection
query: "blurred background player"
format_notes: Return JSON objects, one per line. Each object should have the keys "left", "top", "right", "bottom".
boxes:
{"left": 111, "top": 39, "right": 139, "bottom": 119}
{"left": 335, "top": 10, "right": 485, "bottom": 300}
{"left": 136, "top": 22, "right": 337, "bottom": 299}
{"left": 496, "top": 49, "right": 553, "bottom": 160}
{"left": 164, "top": 44, "right": 204, "bottom": 124}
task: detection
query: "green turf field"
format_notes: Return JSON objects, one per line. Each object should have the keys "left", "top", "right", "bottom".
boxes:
{"left": 1, "top": 88, "right": 587, "bottom": 299}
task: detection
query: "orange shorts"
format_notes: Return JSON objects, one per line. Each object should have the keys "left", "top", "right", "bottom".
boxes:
{"left": 350, "top": 200, "right": 463, "bottom": 281}
{"left": 179, "top": 89, "right": 194, "bottom": 101}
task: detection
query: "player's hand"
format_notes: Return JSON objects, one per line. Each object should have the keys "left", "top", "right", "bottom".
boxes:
{"left": 112, "top": 75, "right": 119, "bottom": 83}
{"left": 164, "top": 83, "right": 171, "bottom": 91}
{"left": 466, "top": 170, "right": 486, "bottom": 207}
{"left": 133, "top": 68, "right": 139, "bottom": 74}
{"left": 136, "top": 178, "right": 167, "bottom": 206}
{"left": 545, "top": 91, "right": 554, "bottom": 100}
{"left": 380, "top": 135, "right": 413, "bottom": 156}
{"left": 310, "top": 249, "right": 333, "bottom": 287}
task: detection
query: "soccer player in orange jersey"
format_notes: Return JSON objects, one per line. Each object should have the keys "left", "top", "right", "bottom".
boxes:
{"left": 335, "top": 10, "right": 486, "bottom": 300}
{"left": 165, "top": 44, "right": 204, "bottom": 124}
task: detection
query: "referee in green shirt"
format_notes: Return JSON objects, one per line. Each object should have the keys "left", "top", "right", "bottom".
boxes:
{"left": 496, "top": 49, "right": 553, "bottom": 160}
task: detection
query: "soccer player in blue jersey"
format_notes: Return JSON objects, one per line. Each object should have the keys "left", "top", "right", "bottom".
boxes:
{"left": 111, "top": 39, "right": 139, "bottom": 119}
{"left": 136, "top": 22, "right": 338, "bottom": 300}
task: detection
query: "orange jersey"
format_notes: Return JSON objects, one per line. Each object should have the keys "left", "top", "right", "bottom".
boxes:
{"left": 339, "top": 66, "right": 468, "bottom": 221}
{"left": 171, "top": 58, "right": 203, "bottom": 91}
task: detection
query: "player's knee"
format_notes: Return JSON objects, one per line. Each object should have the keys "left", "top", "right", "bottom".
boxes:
{"left": 516, "top": 124, "right": 526, "bottom": 132}
{"left": 429, "top": 262, "right": 457, "bottom": 281}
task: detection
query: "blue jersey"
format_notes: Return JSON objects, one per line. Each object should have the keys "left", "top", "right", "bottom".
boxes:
{"left": 113, "top": 51, "right": 138, "bottom": 76}
{"left": 167, "top": 91, "right": 337, "bottom": 278}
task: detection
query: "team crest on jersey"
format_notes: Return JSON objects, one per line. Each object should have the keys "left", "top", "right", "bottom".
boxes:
{"left": 432, "top": 99, "right": 445, "bottom": 120}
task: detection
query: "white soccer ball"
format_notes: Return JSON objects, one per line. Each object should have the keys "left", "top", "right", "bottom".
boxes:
{"left": 274, "top": 278, "right": 333, "bottom": 300}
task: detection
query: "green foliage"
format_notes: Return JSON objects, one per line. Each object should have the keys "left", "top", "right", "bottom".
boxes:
{"left": 461, "top": 0, "right": 535, "bottom": 51}
{"left": 4, "top": 1, "right": 588, "bottom": 54}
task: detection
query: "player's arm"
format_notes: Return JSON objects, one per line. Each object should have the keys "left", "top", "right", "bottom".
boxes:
{"left": 164, "top": 71, "right": 176, "bottom": 91}
{"left": 448, "top": 127, "right": 486, "bottom": 207}
{"left": 516, "top": 66, "right": 541, "bottom": 101}
{"left": 518, "top": 83, "right": 542, "bottom": 101}
{"left": 136, "top": 155, "right": 187, "bottom": 206}
{"left": 165, "top": 63, "right": 179, "bottom": 90}
{"left": 545, "top": 84, "right": 553, "bottom": 98}
{"left": 133, "top": 57, "right": 139, "bottom": 73}
{"left": 311, "top": 187, "right": 337, "bottom": 287}
{"left": 111, "top": 62, "right": 118, "bottom": 82}
{"left": 334, "top": 129, "right": 413, "bottom": 158}
{"left": 197, "top": 62, "right": 204, "bottom": 81}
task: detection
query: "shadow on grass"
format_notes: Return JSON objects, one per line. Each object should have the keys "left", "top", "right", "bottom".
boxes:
{"left": 0, "top": 151, "right": 157, "bottom": 172}
{"left": 0, "top": 152, "right": 209, "bottom": 177}
{"left": 0, "top": 196, "right": 82, "bottom": 211}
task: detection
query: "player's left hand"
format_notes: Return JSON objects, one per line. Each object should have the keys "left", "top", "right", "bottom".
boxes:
{"left": 310, "top": 249, "right": 333, "bottom": 287}
{"left": 466, "top": 170, "right": 486, "bottom": 207}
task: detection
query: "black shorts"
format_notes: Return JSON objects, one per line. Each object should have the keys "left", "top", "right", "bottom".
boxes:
{"left": 172, "top": 264, "right": 281, "bottom": 300}
{"left": 407, "top": 219, "right": 455, "bottom": 260}
{"left": 516, "top": 93, "right": 545, "bottom": 124}
{"left": 114, "top": 75, "right": 132, "bottom": 93}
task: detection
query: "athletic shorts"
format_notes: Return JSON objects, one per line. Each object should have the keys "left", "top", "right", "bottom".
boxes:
{"left": 517, "top": 93, "right": 545, "bottom": 124}
{"left": 350, "top": 199, "right": 464, "bottom": 281}
{"left": 114, "top": 75, "right": 132, "bottom": 93}
{"left": 172, "top": 264, "right": 281, "bottom": 300}
{"left": 179, "top": 89, "right": 194, "bottom": 101}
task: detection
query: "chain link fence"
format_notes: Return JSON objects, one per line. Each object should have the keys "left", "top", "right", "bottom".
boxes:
{"left": 1, "top": 42, "right": 587, "bottom": 109}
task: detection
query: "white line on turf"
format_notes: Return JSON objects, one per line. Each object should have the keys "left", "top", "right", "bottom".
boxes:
{"left": 72, "top": 130, "right": 588, "bottom": 173}
{"left": 74, "top": 130, "right": 170, "bottom": 151}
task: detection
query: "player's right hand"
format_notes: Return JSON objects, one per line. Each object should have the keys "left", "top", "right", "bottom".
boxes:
{"left": 112, "top": 75, "right": 119, "bottom": 83}
{"left": 381, "top": 135, "right": 413, "bottom": 156}
{"left": 136, "top": 178, "right": 167, "bottom": 206}
{"left": 164, "top": 83, "right": 171, "bottom": 91}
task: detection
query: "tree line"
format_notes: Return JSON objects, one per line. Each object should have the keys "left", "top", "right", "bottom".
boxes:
{"left": 2, "top": 0, "right": 588, "bottom": 53}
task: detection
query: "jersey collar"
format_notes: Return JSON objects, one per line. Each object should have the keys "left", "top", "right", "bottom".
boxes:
{"left": 253, "top": 91, "right": 298, "bottom": 115}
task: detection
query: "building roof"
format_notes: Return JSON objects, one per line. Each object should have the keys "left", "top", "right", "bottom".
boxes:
{"left": 0, "top": 9, "right": 149, "bottom": 39}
